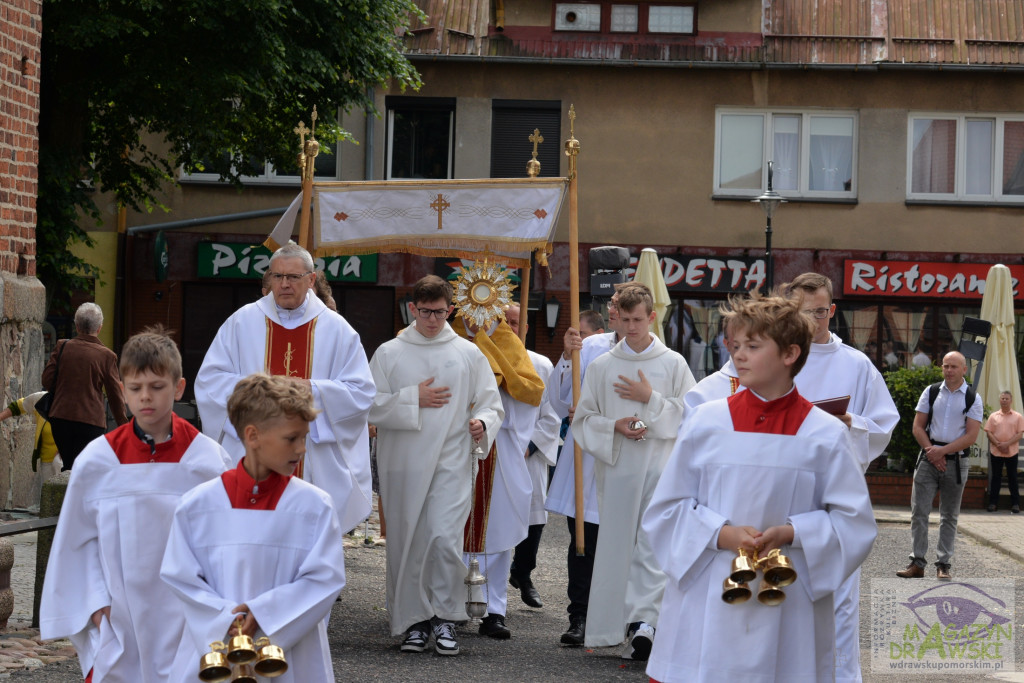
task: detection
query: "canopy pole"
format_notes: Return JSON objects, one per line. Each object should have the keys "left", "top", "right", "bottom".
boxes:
{"left": 296, "top": 107, "right": 319, "bottom": 251}
{"left": 519, "top": 261, "right": 531, "bottom": 343}
{"left": 564, "top": 106, "right": 585, "bottom": 557}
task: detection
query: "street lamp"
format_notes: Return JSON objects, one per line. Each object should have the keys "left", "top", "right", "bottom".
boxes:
{"left": 545, "top": 295, "right": 561, "bottom": 340}
{"left": 753, "top": 161, "right": 786, "bottom": 291}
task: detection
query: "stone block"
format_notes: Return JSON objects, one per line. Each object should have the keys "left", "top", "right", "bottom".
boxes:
{"left": 0, "top": 275, "right": 44, "bottom": 326}
{"left": 33, "top": 471, "right": 69, "bottom": 628}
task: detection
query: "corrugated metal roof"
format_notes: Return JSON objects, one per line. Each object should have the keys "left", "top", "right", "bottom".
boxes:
{"left": 402, "top": 0, "right": 1024, "bottom": 66}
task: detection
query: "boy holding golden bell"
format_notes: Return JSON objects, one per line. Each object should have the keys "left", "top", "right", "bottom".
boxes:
{"left": 161, "top": 373, "right": 346, "bottom": 682}
{"left": 641, "top": 293, "right": 876, "bottom": 682}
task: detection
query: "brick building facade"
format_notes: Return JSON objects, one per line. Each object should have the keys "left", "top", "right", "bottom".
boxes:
{"left": 1, "top": 0, "right": 46, "bottom": 508}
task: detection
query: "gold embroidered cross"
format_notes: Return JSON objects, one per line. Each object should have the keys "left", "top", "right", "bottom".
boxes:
{"left": 283, "top": 343, "right": 297, "bottom": 377}
{"left": 430, "top": 193, "right": 451, "bottom": 231}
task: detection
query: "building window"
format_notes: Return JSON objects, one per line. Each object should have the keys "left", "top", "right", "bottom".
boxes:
{"left": 648, "top": 5, "right": 693, "bottom": 33}
{"left": 908, "top": 113, "right": 1024, "bottom": 202}
{"left": 490, "top": 100, "right": 561, "bottom": 179}
{"left": 555, "top": 4, "right": 602, "bottom": 31}
{"left": 610, "top": 5, "right": 639, "bottom": 32}
{"left": 555, "top": 3, "right": 695, "bottom": 35}
{"left": 386, "top": 97, "right": 455, "bottom": 180}
{"left": 715, "top": 109, "right": 857, "bottom": 199}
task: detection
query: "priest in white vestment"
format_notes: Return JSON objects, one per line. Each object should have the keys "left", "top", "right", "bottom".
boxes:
{"left": 368, "top": 276, "right": 504, "bottom": 649}
{"left": 194, "top": 244, "right": 375, "bottom": 533}
{"left": 572, "top": 284, "right": 695, "bottom": 657}
{"left": 455, "top": 314, "right": 544, "bottom": 639}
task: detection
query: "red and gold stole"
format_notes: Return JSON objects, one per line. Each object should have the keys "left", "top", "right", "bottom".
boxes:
{"left": 463, "top": 443, "right": 498, "bottom": 554}
{"left": 265, "top": 317, "right": 317, "bottom": 477}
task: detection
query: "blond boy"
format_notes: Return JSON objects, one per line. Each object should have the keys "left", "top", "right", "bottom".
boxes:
{"left": 642, "top": 294, "right": 876, "bottom": 682}
{"left": 572, "top": 283, "right": 695, "bottom": 658}
{"left": 40, "top": 328, "right": 230, "bottom": 683}
{"left": 162, "top": 374, "right": 346, "bottom": 682}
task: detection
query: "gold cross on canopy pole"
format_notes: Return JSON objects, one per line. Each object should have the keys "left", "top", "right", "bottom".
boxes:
{"left": 527, "top": 128, "right": 544, "bottom": 178}
{"left": 297, "top": 106, "right": 319, "bottom": 251}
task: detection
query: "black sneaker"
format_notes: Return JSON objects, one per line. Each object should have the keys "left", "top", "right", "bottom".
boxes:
{"left": 622, "top": 621, "right": 655, "bottom": 660}
{"left": 479, "top": 614, "right": 511, "bottom": 639}
{"left": 430, "top": 618, "right": 459, "bottom": 656}
{"left": 400, "top": 621, "right": 430, "bottom": 653}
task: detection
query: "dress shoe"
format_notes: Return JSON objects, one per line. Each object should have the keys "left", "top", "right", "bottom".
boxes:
{"left": 988, "top": 504, "right": 997, "bottom": 512}
{"left": 896, "top": 562, "right": 924, "bottom": 578}
{"left": 479, "top": 614, "right": 511, "bottom": 639}
{"left": 1013, "top": 505, "right": 1020, "bottom": 514}
{"left": 509, "top": 575, "right": 543, "bottom": 608}
{"left": 937, "top": 564, "right": 952, "bottom": 580}
{"left": 560, "top": 616, "right": 585, "bottom": 646}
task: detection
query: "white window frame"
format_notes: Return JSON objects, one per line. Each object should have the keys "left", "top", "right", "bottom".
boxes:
{"left": 906, "top": 112, "right": 1024, "bottom": 203}
{"left": 714, "top": 108, "right": 858, "bottom": 200}
{"left": 385, "top": 105, "right": 455, "bottom": 180}
{"left": 180, "top": 149, "right": 338, "bottom": 185}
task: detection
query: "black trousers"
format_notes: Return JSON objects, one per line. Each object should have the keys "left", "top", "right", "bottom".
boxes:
{"left": 565, "top": 516, "right": 599, "bottom": 619}
{"left": 989, "top": 453, "right": 1020, "bottom": 507}
{"left": 510, "top": 523, "right": 545, "bottom": 581}
{"left": 49, "top": 418, "right": 106, "bottom": 471}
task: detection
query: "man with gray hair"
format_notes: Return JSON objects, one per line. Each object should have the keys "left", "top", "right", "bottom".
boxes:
{"left": 196, "top": 243, "right": 376, "bottom": 532}
{"left": 41, "top": 302, "right": 127, "bottom": 469}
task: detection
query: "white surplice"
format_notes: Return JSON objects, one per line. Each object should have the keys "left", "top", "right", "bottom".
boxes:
{"left": 368, "top": 322, "right": 504, "bottom": 634}
{"left": 573, "top": 335, "right": 695, "bottom": 647}
{"left": 642, "top": 399, "right": 877, "bottom": 683}
{"left": 525, "top": 350, "right": 561, "bottom": 525}
{"left": 160, "top": 477, "right": 345, "bottom": 683}
{"left": 545, "top": 331, "right": 618, "bottom": 524}
{"left": 39, "top": 432, "right": 230, "bottom": 681}
{"left": 683, "top": 357, "right": 740, "bottom": 411}
{"left": 194, "top": 291, "right": 376, "bottom": 532}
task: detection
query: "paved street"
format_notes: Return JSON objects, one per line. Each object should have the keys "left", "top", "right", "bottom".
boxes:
{"left": 9, "top": 508, "right": 1024, "bottom": 681}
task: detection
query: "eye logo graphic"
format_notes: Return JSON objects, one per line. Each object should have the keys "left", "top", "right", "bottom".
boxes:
{"left": 901, "top": 582, "right": 1011, "bottom": 644}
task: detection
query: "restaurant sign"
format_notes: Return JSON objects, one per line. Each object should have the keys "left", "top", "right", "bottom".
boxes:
{"left": 843, "top": 260, "right": 1021, "bottom": 299}
{"left": 625, "top": 255, "right": 767, "bottom": 293}
{"left": 198, "top": 243, "right": 377, "bottom": 282}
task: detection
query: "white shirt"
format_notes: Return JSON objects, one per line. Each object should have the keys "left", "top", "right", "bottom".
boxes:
{"left": 915, "top": 381, "right": 984, "bottom": 444}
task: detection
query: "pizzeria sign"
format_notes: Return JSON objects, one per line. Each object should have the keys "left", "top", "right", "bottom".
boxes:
{"left": 844, "top": 260, "right": 1022, "bottom": 299}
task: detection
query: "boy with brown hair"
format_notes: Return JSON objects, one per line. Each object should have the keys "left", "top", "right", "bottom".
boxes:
{"left": 573, "top": 282, "right": 695, "bottom": 659}
{"left": 642, "top": 293, "right": 876, "bottom": 682}
{"left": 40, "top": 327, "right": 230, "bottom": 683}
{"left": 161, "top": 373, "right": 347, "bottom": 682}
{"left": 369, "top": 274, "right": 503, "bottom": 656}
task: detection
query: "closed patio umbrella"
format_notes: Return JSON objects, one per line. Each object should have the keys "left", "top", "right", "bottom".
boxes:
{"left": 631, "top": 248, "right": 671, "bottom": 343}
{"left": 978, "top": 264, "right": 1021, "bottom": 414}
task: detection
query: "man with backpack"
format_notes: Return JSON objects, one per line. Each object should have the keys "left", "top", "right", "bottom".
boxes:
{"left": 897, "top": 350, "right": 983, "bottom": 580}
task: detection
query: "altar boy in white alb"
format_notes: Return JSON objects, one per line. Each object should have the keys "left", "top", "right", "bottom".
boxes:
{"left": 195, "top": 243, "right": 376, "bottom": 533}
{"left": 161, "top": 374, "right": 346, "bottom": 683}
{"left": 642, "top": 294, "right": 876, "bottom": 683}
{"left": 40, "top": 329, "right": 230, "bottom": 683}
{"left": 784, "top": 272, "right": 899, "bottom": 682}
{"left": 368, "top": 275, "right": 503, "bottom": 656}
{"left": 573, "top": 283, "right": 695, "bottom": 659}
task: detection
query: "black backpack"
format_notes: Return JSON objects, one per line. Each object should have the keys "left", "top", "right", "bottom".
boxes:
{"left": 922, "top": 381, "right": 977, "bottom": 434}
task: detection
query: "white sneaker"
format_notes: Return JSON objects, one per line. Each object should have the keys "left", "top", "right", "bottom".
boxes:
{"left": 621, "top": 621, "right": 655, "bottom": 661}
{"left": 431, "top": 618, "right": 459, "bottom": 656}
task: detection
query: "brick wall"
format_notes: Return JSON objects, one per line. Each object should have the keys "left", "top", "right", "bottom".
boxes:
{"left": 866, "top": 471, "right": 987, "bottom": 509}
{"left": 0, "top": 0, "right": 41, "bottom": 277}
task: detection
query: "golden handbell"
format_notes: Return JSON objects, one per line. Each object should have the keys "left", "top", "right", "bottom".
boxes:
{"left": 757, "top": 580, "right": 786, "bottom": 606}
{"left": 226, "top": 616, "right": 257, "bottom": 664}
{"left": 721, "top": 576, "right": 752, "bottom": 604}
{"left": 230, "top": 664, "right": 258, "bottom": 683}
{"left": 465, "top": 556, "right": 488, "bottom": 618}
{"left": 729, "top": 548, "right": 758, "bottom": 584}
{"left": 760, "top": 548, "right": 797, "bottom": 587}
{"left": 253, "top": 636, "right": 289, "bottom": 678}
{"left": 198, "top": 641, "right": 232, "bottom": 682}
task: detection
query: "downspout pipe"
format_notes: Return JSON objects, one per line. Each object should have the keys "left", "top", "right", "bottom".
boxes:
{"left": 125, "top": 207, "right": 288, "bottom": 235}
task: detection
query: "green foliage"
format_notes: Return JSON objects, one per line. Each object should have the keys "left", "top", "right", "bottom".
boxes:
{"left": 883, "top": 365, "right": 944, "bottom": 470}
{"left": 37, "top": 0, "right": 424, "bottom": 307}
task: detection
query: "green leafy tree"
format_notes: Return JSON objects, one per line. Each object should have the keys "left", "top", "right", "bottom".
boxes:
{"left": 37, "top": 0, "right": 423, "bottom": 311}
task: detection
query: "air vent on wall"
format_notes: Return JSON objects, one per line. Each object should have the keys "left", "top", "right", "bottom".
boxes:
{"left": 555, "top": 4, "right": 602, "bottom": 32}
